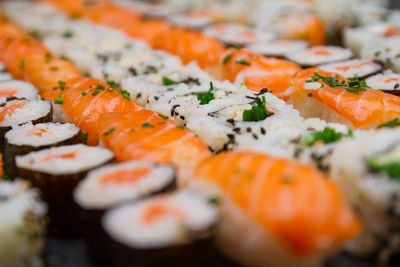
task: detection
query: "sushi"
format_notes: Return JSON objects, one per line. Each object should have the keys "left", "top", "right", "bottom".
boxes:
{"left": 0, "top": 80, "right": 39, "bottom": 102}
{"left": 0, "top": 179, "right": 47, "bottom": 267}
{"left": 16, "top": 144, "right": 114, "bottom": 236}
{"left": 318, "top": 59, "right": 382, "bottom": 79}
{"left": 102, "top": 190, "right": 219, "bottom": 267}
{"left": 330, "top": 128, "right": 400, "bottom": 262}
{"left": 74, "top": 160, "right": 176, "bottom": 265}
{"left": 0, "top": 97, "right": 52, "bottom": 151}
{"left": 246, "top": 39, "right": 308, "bottom": 58}
{"left": 286, "top": 46, "right": 353, "bottom": 67}
{"left": 366, "top": 71, "right": 400, "bottom": 95}
{"left": 190, "top": 151, "right": 360, "bottom": 267}
{"left": 4, "top": 122, "right": 83, "bottom": 178}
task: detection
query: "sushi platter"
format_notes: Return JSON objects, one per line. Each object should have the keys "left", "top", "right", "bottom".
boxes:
{"left": 2, "top": 0, "right": 400, "bottom": 267}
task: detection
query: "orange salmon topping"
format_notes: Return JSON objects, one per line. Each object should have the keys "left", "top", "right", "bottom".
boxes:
{"left": 142, "top": 203, "right": 184, "bottom": 225}
{"left": 28, "top": 128, "right": 48, "bottom": 137}
{"left": 312, "top": 48, "right": 332, "bottom": 56}
{"left": 335, "top": 62, "right": 369, "bottom": 72}
{"left": 385, "top": 77, "right": 400, "bottom": 83}
{"left": 0, "top": 101, "right": 26, "bottom": 122}
{"left": 383, "top": 26, "right": 400, "bottom": 37}
{"left": 0, "top": 89, "right": 17, "bottom": 98}
{"left": 40, "top": 151, "right": 77, "bottom": 162}
{"left": 100, "top": 168, "right": 150, "bottom": 184}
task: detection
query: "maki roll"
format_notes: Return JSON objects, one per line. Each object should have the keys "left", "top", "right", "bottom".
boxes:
{"left": 0, "top": 98, "right": 52, "bottom": 152}
{"left": 4, "top": 122, "right": 83, "bottom": 178}
{"left": 0, "top": 80, "right": 39, "bottom": 103}
{"left": 0, "top": 179, "right": 47, "bottom": 267}
{"left": 318, "top": 59, "right": 382, "bottom": 79}
{"left": 366, "top": 72, "right": 400, "bottom": 95}
{"left": 286, "top": 46, "right": 353, "bottom": 67}
{"left": 203, "top": 23, "right": 275, "bottom": 47}
{"left": 102, "top": 191, "right": 219, "bottom": 267}
{"left": 246, "top": 39, "right": 308, "bottom": 58}
{"left": 16, "top": 144, "right": 114, "bottom": 236}
{"left": 74, "top": 161, "right": 176, "bottom": 265}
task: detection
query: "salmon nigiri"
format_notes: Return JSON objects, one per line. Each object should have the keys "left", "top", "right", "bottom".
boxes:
{"left": 8, "top": 53, "right": 80, "bottom": 100}
{"left": 62, "top": 78, "right": 142, "bottom": 145}
{"left": 284, "top": 68, "right": 400, "bottom": 129}
{"left": 219, "top": 48, "right": 302, "bottom": 96}
{"left": 99, "top": 110, "right": 211, "bottom": 184}
{"left": 191, "top": 151, "right": 360, "bottom": 267}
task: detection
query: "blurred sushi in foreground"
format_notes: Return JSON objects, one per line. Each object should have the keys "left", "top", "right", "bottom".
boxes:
{"left": 102, "top": 190, "right": 219, "bottom": 267}
{"left": 16, "top": 144, "right": 114, "bottom": 236}
{"left": 286, "top": 46, "right": 353, "bottom": 67}
{"left": 366, "top": 72, "right": 400, "bottom": 95}
{"left": 318, "top": 59, "right": 382, "bottom": 80}
{"left": 0, "top": 97, "right": 52, "bottom": 151}
{"left": 74, "top": 161, "right": 177, "bottom": 266}
{"left": 0, "top": 179, "right": 47, "bottom": 267}
{"left": 190, "top": 151, "right": 361, "bottom": 267}
{"left": 330, "top": 128, "right": 400, "bottom": 262}
{"left": 4, "top": 122, "right": 83, "bottom": 178}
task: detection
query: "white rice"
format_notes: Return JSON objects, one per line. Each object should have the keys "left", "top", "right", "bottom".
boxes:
{"left": 0, "top": 73, "right": 12, "bottom": 82}
{"left": 286, "top": 46, "right": 353, "bottom": 66}
{"left": 5, "top": 122, "right": 79, "bottom": 147}
{"left": 74, "top": 161, "right": 175, "bottom": 209}
{"left": 318, "top": 59, "right": 382, "bottom": 79}
{"left": 16, "top": 144, "right": 114, "bottom": 175}
{"left": 366, "top": 72, "right": 400, "bottom": 90}
{"left": 246, "top": 39, "right": 308, "bottom": 58}
{"left": 0, "top": 80, "right": 39, "bottom": 103}
{"left": 0, "top": 99, "right": 51, "bottom": 128}
{"left": 102, "top": 190, "right": 218, "bottom": 249}
{"left": 0, "top": 179, "right": 47, "bottom": 267}
{"left": 168, "top": 13, "right": 212, "bottom": 29}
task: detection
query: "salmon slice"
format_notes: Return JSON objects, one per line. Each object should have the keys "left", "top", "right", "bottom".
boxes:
{"left": 220, "top": 48, "right": 301, "bottom": 95}
{"left": 62, "top": 78, "right": 142, "bottom": 145}
{"left": 99, "top": 110, "right": 211, "bottom": 184}
{"left": 286, "top": 68, "right": 400, "bottom": 128}
{"left": 194, "top": 151, "right": 360, "bottom": 256}
{"left": 8, "top": 53, "right": 80, "bottom": 100}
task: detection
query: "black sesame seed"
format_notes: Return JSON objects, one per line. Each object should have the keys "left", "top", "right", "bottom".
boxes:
{"left": 252, "top": 134, "right": 258, "bottom": 139}
{"left": 227, "top": 134, "right": 235, "bottom": 139}
{"left": 180, "top": 115, "right": 185, "bottom": 120}
{"left": 233, "top": 127, "right": 241, "bottom": 133}
{"left": 136, "top": 93, "right": 142, "bottom": 98}
{"left": 395, "top": 83, "right": 399, "bottom": 89}
{"left": 260, "top": 127, "right": 266, "bottom": 135}
{"left": 246, "top": 127, "right": 251, "bottom": 133}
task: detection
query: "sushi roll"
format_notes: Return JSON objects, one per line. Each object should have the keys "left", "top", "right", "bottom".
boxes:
{"left": 366, "top": 72, "right": 400, "bottom": 95}
{"left": 0, "top": 80, "right": 39, "bottom": 103}
{"left": 102, "top": 190, "right": 219, "bottom": 267}
{"left": 168, "top": 13, "right": 212, "bottom": 29}
{"left": 318, "top": 59, "right": 382, "bottom": 79}
{"left": 73, "top": 161, "right": 176, "bottom": 266}
{"left": 246, "top": 39, "right": 308, "bottom": 58}
{"left": 286, "top": 46, "right": 353, "bottom": 67}
{"left": 330, "top": 128, "right": 400, "bottom": 262}
{"left": 0, "top": 98, "right": 52, "bottom": 152}
{"left": 15, "top": 144, "right": 114, "bottom": 236}
{"left": 0, "top": 179, "right": 47, "bottom": 267}
{"left": 203, "top": 23, "right": 275, "bottom": 47}
{"left": 4, "top": 122, "right": 83, "bottom": 178}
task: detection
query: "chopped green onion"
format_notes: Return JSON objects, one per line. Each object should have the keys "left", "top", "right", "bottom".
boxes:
{"left": 223, "top": 53, "right": 233, "bottom": 64}
{"left": 81, "top": 132, "right": 88, "bottom": 144}
{"left": 19, "top": 59, "right": 25, "bottom": 70}
{"left": 58, "top": 80, "right": 66, "bottom": 91}
{"left": 368, "top": 158, "right": 400, "bottom": 179}
{"left": 53, "top": 95, "right": 63, "bottom": 105}
{"left": 158, "top": 114, "right": 168, "bottom": 120}
{"left": 103, "top": 127, "right": 115, "bottom": 136}
{"left": 207, "top": 196, "right": 221, "bottom": 205}
{"left": 2, "top": 173, "right": 10, "bottom": 180}
{"left": 92, "top": 90, "right": 100, "bottom": 96}
{"left": 162, "top": 76, "right": 177, "bottom": 86}
{"left": 196, "top": 81, "right": 215, "bottom": 105}
{"left": 242, "top": 96, "right": 271, "bottom": 122}
{"left": 235, "top": 59, "right": 251, "bottom": 66}
{"left": 62, "top": 30, "right": 74, "bottom": 38}
{"left": 176, "top": 125, "right": 185, "bottom": 129}
{"left": 50, "top": 66, "right": 58, "bottom": 71}
{"left": 378, "top": 118, "right": 400, "bottom": 129}
{"left": 81, "top": 91, "right": 87, "bottom": 96}
{"left": 141, "top": 123, "right": 154, "bottom": 128}
{"left": 96, "top": 83, "right": 105, "bottom": 90}
{"left": 301, "top": 127, "right": 343, "bottom": 146}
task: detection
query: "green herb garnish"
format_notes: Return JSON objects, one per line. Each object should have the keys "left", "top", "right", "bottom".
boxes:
{"left": 158, "top": 114, "right": 168, "bottom": 120}
{"left": 223, "top": 53, "right": 233, "bottom": 64}
{"left": 92, "top": 90, "right": 100, "bottom": 96}
{"left": 106, "top": 80, "right": 117, "bottom": 86}
{"left": 45, "top": 53, "right": 52, "bottom": 63}
{"left": 306, "top": 73, "right": 370, "bottom": 94}
{"left": 196, "top": 81, "right": 215, "bottom": 105}
{"left": 58, "top": 80, "right": 66, "bottom": 91}
{"left": 62, "top": 30, "right": 74, "bottom": 38}
{"left": 50, "top": 66, "right": 58, "bottom": 71}
{"left": 208, "top": 196, "right": 221, "bottom": 205}
{"left": 2, "top": 173, "right": 10, "bottom": 180}
{"left": 81, "top": 91, "right": 87, "bottom": 96}
{"left": 141, "top": 123, "right": 154, "bottom": 128}
{"left": 235, "top": 59, "right": 251, "bottom": 65}
{"left": 81, "top": 132, "right": 88, "bottom": 144}
{"left": 242, "top": 96, "right": 271, "bottom": 122}
{"left": 176, "top": 125, "right": 185, "bottom": 129}
{"left": 53, "top": 95, "right": 63, "bottom": 105}
{"left": 345, "top": 77, "right": 370, "bottom": 94}
{"left": 19, "top": 59, "right": 25, "bottom": 70}
{"left": 378, "top": 118, "right": 400, "bottom": 129}
{"left": 302, "top": 127, "right": 343, "bottom": 146}
{"left": 162, "top": 76, "right": 177, "bottom": 86}
{"left": 96, "top": 83, "right": 105, "bottom": 90}
{"left": 368, "top": 158, "right": 400, "bottom": 178}
{"left": 103, "top": 127, "right": 115, "bottom": 136}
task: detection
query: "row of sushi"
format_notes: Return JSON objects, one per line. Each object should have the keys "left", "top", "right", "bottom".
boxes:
{"left": 0, "top": 1, "right": 398, "bottom": 266}
{"left": 0, "top": 3, "right": 362, "bottom": 267}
